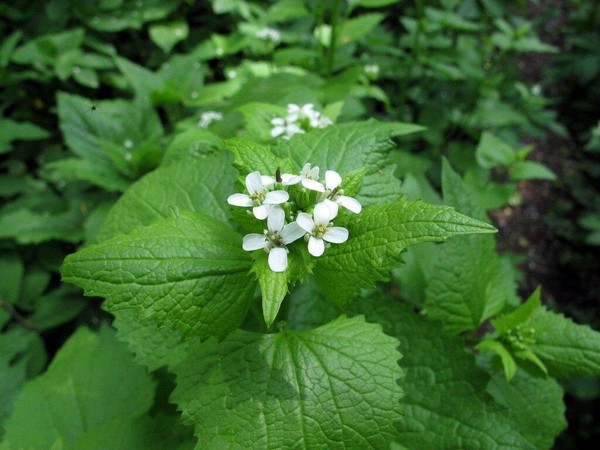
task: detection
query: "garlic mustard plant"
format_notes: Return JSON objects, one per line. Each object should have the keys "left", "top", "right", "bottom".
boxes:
{"left": 230, "top": 164, "right": 359, "bottom": 271}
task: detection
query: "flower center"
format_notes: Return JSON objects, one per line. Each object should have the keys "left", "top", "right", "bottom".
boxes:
{"left": 313, "top": 223, "right": 328, "bottom": 238}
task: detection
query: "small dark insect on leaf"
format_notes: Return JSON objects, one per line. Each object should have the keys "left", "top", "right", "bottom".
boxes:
{"left": 275, "top": 167, "right": 282, "bottom": 182}
{"left": 87, "top": 100, "right": 99, "bottom": 112}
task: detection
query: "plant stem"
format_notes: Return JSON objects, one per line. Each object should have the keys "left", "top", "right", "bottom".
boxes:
{"left": 326, "top": 0, "right": 342, "bottom": 76}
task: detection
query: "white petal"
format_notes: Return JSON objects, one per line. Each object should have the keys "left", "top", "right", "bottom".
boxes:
{"left": 253, "top": 204, "right": 270, "bottom": 220}
{"left": 325, "top": 170, "right": 342, "bottom": 190}
{"left": 301, "top": 178, "right": 325, "bottom": 192}
{"left": 280, "top": 221, "right": 306, "bottom": 244}
{"left": 245, "top": 171, "right": 264, "bottom": 194}
{"left": 308, "top": 165, "right": 320, "bottom": 179}
{"left": 271, "top": 126, "right": 285, "bottom": 137}
{"left": 308, "top": 236, "right": 325, "bottom": 257}
{"left": 243, "top": 234, "right": 269, "bottom": 251}
{"left": 271, "top": 118, "right": 285, "bottom": 126}
{"left": 314, "top": 202, "right": 334, "bottom": 225}
{"left": 267, "top": 206, "right": 285, "bottom": 232}
{"left": 323, "top": 227, "right": 348, "bottom": 244}
{"left": 268, "top": 247, "right": 288, "bottom": 272}
{"left": 322, "top": 199, "right": 339, "bottom": 218}
{"left": 227, "top": 193, "right": 253, "bottom": 207}
{"left": 261, "top": 175, "right": 276, "bottom": 186}
{"left": 281, "top": 174, "right": 301, "bottom": 185}
{"left": 264, "top": 190, "right": 289, "bottom": 205}
{"left": 339, "top": 195, "right": 362, "bottom": 213}
{"left": 300, "top": 163, "right": 312, "bottom": 176}
{"left": 295, "top": 212, "right": 314, "bottom": 233}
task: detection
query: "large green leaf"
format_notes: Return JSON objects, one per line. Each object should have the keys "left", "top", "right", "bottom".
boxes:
{"left": 487, "top": 370, "right": 566, "bottom": 449}
{"left": 527, "top": 305, "right": 600, "bottom": 378}
{"left": 172, "top": 315, "right": 402, "bottom": 449}
{"left": 313, "top": 198, "right": 497, "bottom": 305}
{"left": 62, "top": 211, "right": 254, "bottom": 340}
{"left": 346, "top": 296, "right": 539, "bottom": 450}
{"left": 424, "top": 160, "right": 516, "bottom": 333}
{"left": 1, "top": 326, "right": 157, "bottom": 449}
{"left": 98, "top": 146, "right": 234, "bottom": 241}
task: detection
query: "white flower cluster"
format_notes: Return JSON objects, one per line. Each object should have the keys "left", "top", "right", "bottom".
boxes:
{"left": 271, "top": 104, "right": 333, "bottom": 140}
{"left": 256, "top": 27, "right": 281, "bottom": 43}
{"left": 227, "top": 163, "right": 361, "bottom": 272}
{"left": 198, "top": 111, "right": 223, "bottom": 128}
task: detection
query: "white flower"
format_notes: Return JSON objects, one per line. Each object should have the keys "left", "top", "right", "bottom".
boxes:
{"left": 364, "top": 64, "right": 380, "bottom": 77}
{"left": 287, "top": 103, "right": 315, "bottom": 122}
{"left": 242, "top": 208, "right": 305, "bottom": 272}
{"left": 256, "top": 27, "right": 281, "bottom": 42}
{"left": 321, "top": 170, "right": 362, "bottom": 215}
{"left": 270, "top": 117, "right": 305, "bottom": 140}
{"left": 281, "top": 163, "right": 325, "bottom": 192}
{"left": 296, "top": 203, "right": 349, "bottom": 257}
{"left": 227, "top": 171, "right": 288, "bottom": 219}
{"left": 198, "top": 111, "right": 223, "bottom": 128}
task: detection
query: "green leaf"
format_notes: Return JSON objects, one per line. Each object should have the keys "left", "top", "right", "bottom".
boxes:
{"left": 55, "top": 92, "right": 164, "bottom": 190}
{"left": 476, "top": 132, "right": 516, "bottom": 169}
{"left": 424, "top": 160, "right": 515, "bottom": 333}
{"left": 225, "top": 137, "right": 293, "bottom": 177}
{"left": 0, "top": 253, "right": 24, "bottom": 304}
{"left": 98, "top": 148, "right": 234, "bottom": 241}
{"left": 0, "top": 328, "right": 46, "bottom": 435}
{"left": 62, "top": 211, "right": 254, "bottom": 340}
{"left": 255, "top": 258, "right": 288, "bottom": 327}
{"left": 526, "top": 304, "right": 600, "bottom": 378}
{"left": 171, "top": 315, "right": 402, "bottom": 448}
{"left": 1, "top": 326, "right": 155, "bottom": 449}
{"left": 509, "top": 160, "right": 557, "bottom": 181}
{"left": 149, "top": 20, "right": 189, "bottom": 54}
{"left": 79, "top": 0, "right": 181, "bottom": 32}
{"left": 345, "top": 296, "right": 537, "bottom": 450}
{"left": 487, "top": 370, "right": 566, "bottom": 449}
{"left": 113, "top": 309, "right": 190, "bottom": 371}
{"left": 237, "top": 102, "right": 287, "bottom": 141}
{"left": 476, "top": 340, "right": 518, "bottom": 380}
{"left": 0, "top": 197, "right": 85, "bottom": 244}
{"left": 314, "top": 198, "right": 497, "bottom": 305}
{"left": 337, "top": 14, "right": 385, "bottom": 46}
{"left": 492, "top": 287, "right": 541, "bottom": 333}
{"left": 0, "top": 118, "right": 50, "bottom": 153}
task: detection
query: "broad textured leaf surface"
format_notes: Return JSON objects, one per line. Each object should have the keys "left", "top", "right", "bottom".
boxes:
{"left": 1, "top": 326, "right": 156, "bottom": 449}
{"left": 171, "top": 315, "right": 403, "bottom": 449}
{"left": 98, "top": 149, "right": 234, "bottom": 241}
{"left": 313, "top": 198, "right": 497, "bottom": 305}
{"left": 225, "top": 137, "right": 294, "bottom": 178}
{"left": 346, "top": 296, "right": 537, "bottom": 450}
{"left": 113, "top": 309, "right": 191, "bottom": 371}
{"left": 425, "top": 160, "right": 514, "bottom": 333}
{"left": 487, "top": 370, "right": 566, "bottom": 449}
{"left": 528, "top": 306, "right": 600, "bottom": 378}
{"left": 62, "top": 211, "right": 254, "bottom": 340}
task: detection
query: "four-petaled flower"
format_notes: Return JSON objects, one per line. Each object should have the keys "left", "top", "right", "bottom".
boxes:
{"left": 227, "top": 171, "right": 288, "bottom": 219}
{"left": 242, "top": 208, "right": 305, "bottom": 272}
{"left": 281, "top": 163, "right": 325, "bottom": 192}
{"left": 270, "top": 117, "right": 304, "bottom": 140}
{"left": 321, "top": 170, "right": 362, "bottom": 216}
{"left": 296, "top": 203, "right": 349, "bottom": 257}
